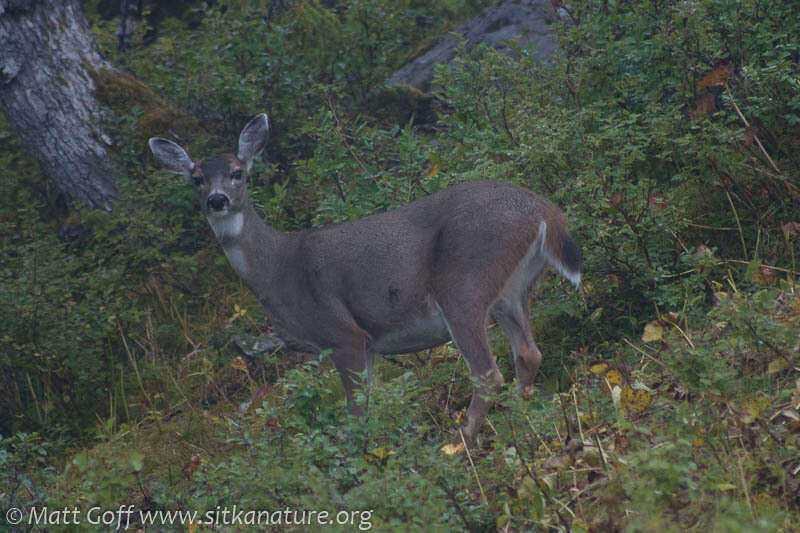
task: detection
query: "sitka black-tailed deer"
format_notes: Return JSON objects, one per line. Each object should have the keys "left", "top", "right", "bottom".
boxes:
{"left": 149, "top": 114, "right": 582, "bottom": 445}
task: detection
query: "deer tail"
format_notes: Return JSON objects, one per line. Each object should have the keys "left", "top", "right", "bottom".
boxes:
{"left": 539, "top": 219, "right": 582, "bottom": 287}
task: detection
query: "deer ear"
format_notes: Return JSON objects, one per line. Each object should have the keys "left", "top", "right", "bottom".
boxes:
{"left": 237, "top": 114, "right": 269, "bottom": 169}
{"left": 148, "top": 138, "right": 195, "bottom": 177}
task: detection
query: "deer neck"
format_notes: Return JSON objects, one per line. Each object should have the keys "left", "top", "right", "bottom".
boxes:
{"left": 206, "top": 202, "right": 285, "bottom": 285}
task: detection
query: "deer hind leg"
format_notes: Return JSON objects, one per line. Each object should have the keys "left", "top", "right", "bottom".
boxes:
{"left": 326, "top": 325, "right": 372, "bottom": 416}
{"left": 492, "top": 296, "right": 542, "bottom": 398}
{"left": 436, "top": 301, "right": 505, "bottom": 446}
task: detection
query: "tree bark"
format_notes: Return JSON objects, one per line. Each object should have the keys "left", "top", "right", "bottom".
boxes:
{"left": 0, "top": 0, "right": 119, "bottom": 210}
{"left": 117, "top": 0, "right": 141, "bottom": 52}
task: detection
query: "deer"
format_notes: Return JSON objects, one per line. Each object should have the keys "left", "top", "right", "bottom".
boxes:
{"left": 149, "top": 114, "right": 582, "bottom": 446}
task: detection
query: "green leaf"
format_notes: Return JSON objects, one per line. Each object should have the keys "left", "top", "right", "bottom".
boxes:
{"left": 130, "top": 451, "right": 144, "bottom": 472}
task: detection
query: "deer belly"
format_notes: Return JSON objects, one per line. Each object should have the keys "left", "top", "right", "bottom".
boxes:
{"left": 370, "top": 308, "right": 451, "bottom": 355}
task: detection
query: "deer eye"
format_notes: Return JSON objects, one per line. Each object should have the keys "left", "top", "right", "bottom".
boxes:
{"left": 192, "top": 175, "right": 204, "bottom": 186}
{"left": 230, "top": 170, "right": 243, "bottom": 181}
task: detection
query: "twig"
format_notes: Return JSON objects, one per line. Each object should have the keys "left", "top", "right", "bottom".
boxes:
{"left": 736, "top": 439, "right": 755, "bottom": 520}
{"left": 660, "top": 315, "right": 695, "bottom": 349}
{"left": 725, "top": 190, "right": 748, "bottom": 259}
{"left": 624, "top": 338, "right": 666, "bottom": 369}
{"left": 439, "top": 479, "right": 474, "bottom": 532}
{"left": 686, "top": 222, "right": 739, "bottom": 231}
{"left": 508, "top": 413, "right": 573, "bottom": 532}
{"left": 593, "top": 433, "right": 609, "bottom": 471}
{"left": 725, "top": 83, "right": 781, "bottom": 175}
{"left": 526, "top": 415, "right": 553, "bottom": 455}
{"left": 721, "top": 259, "right": 800, "bottom": 276}
{"left": 458, "top": 428, "right": 488, "bottom": 505}
{"left": 572, "top": 387, "right": 586, "bottom": 444}
{"left": 327, "top": 95, "right": 371, "bottom": 178}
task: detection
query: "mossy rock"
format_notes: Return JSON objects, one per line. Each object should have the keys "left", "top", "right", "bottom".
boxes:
{"left": 365, "top": 85, "right": 439, "bottom": 127}
{"left": 90, "top": 67, "right": 209, "bottom": 153}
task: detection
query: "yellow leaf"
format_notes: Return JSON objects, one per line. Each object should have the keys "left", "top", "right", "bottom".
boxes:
{"left": 441, "top": 442, "right": 465, "bottom": 455}
{"left": 620, "top": 386, "right": 651, "bottom": 416}
{"left": 740, "top": 409, "right": 756, "bottom": 424}
{"left": 589, "top": 362, "right": 609, "bottom": 375}
{"left": 767, "top": 358, "right": 791, "bottom": 375}
{"left": 606, "top": 369, "right": 623, "bottom": 387}
{"left": 230, "top": 356, "right": 248, "bottom": 373}
{"left": 365, "top": 446, "right": 396, "bottom": 465}
{"left": 642, "top": 320, "right": 664, "bottom": 342}
{"left": 422, "top": 162, "right": 440, "bottom": 179}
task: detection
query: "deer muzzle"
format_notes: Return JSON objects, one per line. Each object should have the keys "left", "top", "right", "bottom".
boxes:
{"left": 207, "top": 193, "right": 229, "bottom": 212}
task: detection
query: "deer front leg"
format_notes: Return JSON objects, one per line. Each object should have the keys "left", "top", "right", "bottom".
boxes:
{"left": 327, "top": 331, "right": 371, "bottom": 416}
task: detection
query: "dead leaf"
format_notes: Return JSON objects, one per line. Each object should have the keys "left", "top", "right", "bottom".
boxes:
{"left": 610, "top": 385, "right": 622, "bottom": 410}
{"left": 697, "top": 61, "right": 733, "bottom": 89}
{"left": 752, "top": 266, "right": 776, "bottom": 286}
{"left": 241, "top": 383, "right": 270, "bottom": 413}
{"left": 782, "top": 222, "right": 800, "bottom": 238}
{"left": 230, "top": 356, "right": 248, "bottom": 373}
{"left": 642, "top": 320, "right": 664, "bottom": 342}
{"left": 648, "top": 191, "right": 667, "bottom": 210}
{"left": 441, "top": 442, "right": 465, "bottom": 455}
{"left": 742, "top": 125, "right": 757, "bottom": 148}
{"left": 266, "top": 416, "right": 281, "bottom": 431}
{"left": 614, "top": 434, "right": 629, "bottom": 453}
{"left": 772, "top": 407, "right": 800, "bottom": 422}
{"left": 686, "top": 92, "right": 716, "bottom": 119}
{"left": 182, "top": 454, "right": 202, "bottom": 477}
{"left": 695, "top": 244, "right": 714, "bottom": 258}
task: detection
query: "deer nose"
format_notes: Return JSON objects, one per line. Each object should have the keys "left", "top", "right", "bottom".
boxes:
{"left": 207, "top": 194, "right": 229, "bottom": 211}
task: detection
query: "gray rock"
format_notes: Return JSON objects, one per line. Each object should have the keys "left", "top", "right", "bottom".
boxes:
{"left": 387, "top": 0, "right": 561, "bottom": 91}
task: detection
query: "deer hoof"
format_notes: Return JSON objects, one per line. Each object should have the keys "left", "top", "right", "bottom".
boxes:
{"left": 522, "top": 384, "right": 536, "bottom": 401}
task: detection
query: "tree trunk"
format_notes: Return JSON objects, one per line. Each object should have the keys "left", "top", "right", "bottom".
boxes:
{"left": 0, "top": 0, "right": 119, "bottom": 210}
{"left": 117, "top": 0, "right": 141, "bottom": 52}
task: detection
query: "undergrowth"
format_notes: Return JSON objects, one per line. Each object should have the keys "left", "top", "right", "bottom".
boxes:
{"left": 1, "top": 0, "right": 799, "bottom": 531}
